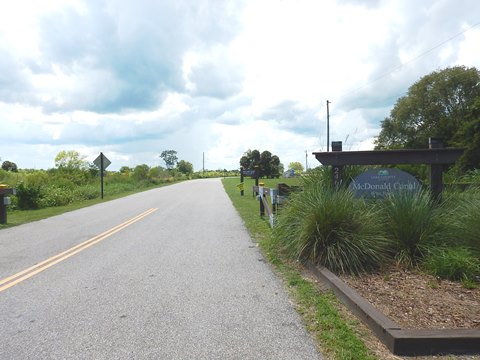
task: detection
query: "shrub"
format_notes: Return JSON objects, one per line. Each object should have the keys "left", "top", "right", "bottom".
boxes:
{"left": 39, "top": 186, "right": 75, "bottom": 207}
{"left": 15, "top": 181, "right": 44, "bottom": 210}
{"left": 379, "top": 190, "right": 443, "bottom": 266}
{"left": 103, "top": 182, "right": 136, "bottom": 195}
{"left": 274, "top": 175, "right": 390, "bottom": 275}
{"left": 0, "top": 169, "right": 20, "bottom": 185}
{"left": 423, "top": 247, "right": 480, "bottom": 285}
{"left": 445, "top": 188, "right": 480, "bottom": 254}
{"left": 73, "top": 185, "right": 99, "bottom": 200}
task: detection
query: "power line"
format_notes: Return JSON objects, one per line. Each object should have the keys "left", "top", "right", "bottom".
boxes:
{"left": 319, "top": 20, "right": 480, "bottom": 150}
{"left": 339, "top": 20, "right": 480, "bottom": 100}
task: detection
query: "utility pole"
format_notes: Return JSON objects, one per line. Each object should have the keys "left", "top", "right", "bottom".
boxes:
{"left": 202, "top": 152, "right": 205, "bottom": 177}
{"left": 305, "top": 150, "right": 308, "bottom": 171}
{"left": 326, "top": 100, "right": 331, "bottom": 152}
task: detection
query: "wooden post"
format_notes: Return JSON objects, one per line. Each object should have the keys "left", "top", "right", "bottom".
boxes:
{"left": 332, "top": 141, "right": 343, "bottom": 189}
{"left": 254, "top": 166, "right": 259, "bottom": 197}
{"left": 429, "top": 137, "right": 444, "bottom": 202}
{"left": 240, "top": 167, "right": 244, "bottom": 196}
{"left": 259, "top": 181, "right": 265, "bottom": 217}
{"left": 0, "top": 195, "right": 6, "bottom": 224}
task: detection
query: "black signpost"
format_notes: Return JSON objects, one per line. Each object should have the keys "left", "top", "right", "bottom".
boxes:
{"left": 93, "top": 152, "right": 111, "bottom": 199}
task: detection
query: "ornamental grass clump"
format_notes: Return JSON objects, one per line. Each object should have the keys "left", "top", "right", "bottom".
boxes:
{"left": 274, "top": 169, "right": 390, "bottom": 275}
{"left": 380, "top": 190, "right": 443, "bottom": 266}
{"left": 446, "top": 188, "right": 480, "bottom": 255}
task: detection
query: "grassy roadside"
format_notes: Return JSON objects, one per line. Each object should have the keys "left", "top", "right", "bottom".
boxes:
{"left": 222, "top": 177, "right": 377, "bottom": 360}
{"left": 0, "top": 181, "right": 179, "bottom": 229}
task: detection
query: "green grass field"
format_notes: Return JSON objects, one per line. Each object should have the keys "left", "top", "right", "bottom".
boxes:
{"left": 222, "top": 177, "right": 377, "bottom": 360}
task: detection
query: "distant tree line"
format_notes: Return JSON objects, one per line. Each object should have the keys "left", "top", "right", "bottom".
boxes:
{"left": 0, "top": 149, "right": 231, "bottom": 211}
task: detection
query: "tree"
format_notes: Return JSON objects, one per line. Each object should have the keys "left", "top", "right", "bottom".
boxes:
{"left": 133, "top": 164, "right": 150, "bottom": 181}
{"left": 240, "top": 149, "right": 260, "bottom": 170}
{"left": 54, "top": 150, "right": 88, "bottom": 170}
{"left": 375, "top": 66, "right": 480, "bottom": 171}
{"left": 119, "top": 166, "right": 132, "bottom": 175}
{"left": 148, "top": 166, "right": 162, "bottom": 179}
{"left": 453, "top": 97, "right": 480, "bottom": 171}
{"left": 160, "top": 150, "right": 178, "bottom": 170}
{"left": 2, "top": 160, "right": 18, "bottom": 172}
{"left": 270, "top": 155, "right": 282, "bottom": 178}
{"left": 177, "top": 160, "right": 193, "bottom": 175}
{"left": 239, "top": 149, "right": 282, "bottom": 178}
{"left": 288, "top": 161, "right": 304, "bottom": 173}
{"left": 260, "top": 151, "right": 273, "bottom": 177}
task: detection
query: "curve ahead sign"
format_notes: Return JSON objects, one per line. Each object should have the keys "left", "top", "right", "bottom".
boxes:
{"left": 348, "top": 168, "right": 421, "bottom": 199}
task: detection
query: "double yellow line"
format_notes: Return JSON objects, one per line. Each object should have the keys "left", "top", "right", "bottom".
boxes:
{"left": 0, "top": 208, "right": 158, "bottom": 293}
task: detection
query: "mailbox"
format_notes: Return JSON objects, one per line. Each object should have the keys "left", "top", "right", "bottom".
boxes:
{"left": 270, "top": 188, "right": 278, "bottom": 204}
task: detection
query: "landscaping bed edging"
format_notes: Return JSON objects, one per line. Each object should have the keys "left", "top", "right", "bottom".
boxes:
{"left": 307, "top": 263, "right": 480, "bottom": 356}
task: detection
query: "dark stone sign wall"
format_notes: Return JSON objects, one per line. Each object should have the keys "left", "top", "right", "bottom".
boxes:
{"left": 348, "top": 168, "right": 421, "bottom": 198}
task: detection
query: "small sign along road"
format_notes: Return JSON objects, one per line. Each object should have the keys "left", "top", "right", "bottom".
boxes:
{"left": 94, "top": 152, "right": 111, "bottom": 199}
{"left": 93, "top": 152, "right": 111, "bottom": 170}
{"left": 0, "top": 179, "right": 321, "bottom": 359}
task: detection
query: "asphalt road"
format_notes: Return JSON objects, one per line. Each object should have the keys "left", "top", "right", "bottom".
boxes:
{"left": 0, "top": 178, "right": 321, "bottom": 359}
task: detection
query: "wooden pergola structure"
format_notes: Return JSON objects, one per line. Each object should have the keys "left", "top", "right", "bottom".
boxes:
{"left": 313, "top": 138, "right": 464, "bottom": 200}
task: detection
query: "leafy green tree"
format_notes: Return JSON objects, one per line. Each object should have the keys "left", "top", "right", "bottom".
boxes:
{"left": 240, "top": 149, "right": 260, "bottom": 170}
{"left": 2, "top": 160, "right": 18, "bottom": 172}
{"left": 160, "top": 150, "right": 178, "bottom": 170}
{"left": 375, "top": 66, "right": 480, "bottom": 171}
{"left": 260, "top": 151, "right": 273, "bottom": 177}
{"left": 270, "top": 155, "right": 282, "bottom": 178}
{"left": 177, "top": 160, "right": 193, "bottom": 175}
{"left": 54, "top": 150, "right": 88, "bottom": 170}
{"left": 240, "top": 149, "right": 282, "bottom": 178}
{"left": 148, "top": 166, "right": 163, "bottom": 179}
{"left": 288, "top": 161, "right": 304, "bottom": 173}
{"left": 133, "top": 164, "right": 150, "bottom": 181}
{"left": 453, "top": 97, "right": 480, "bottom": 171}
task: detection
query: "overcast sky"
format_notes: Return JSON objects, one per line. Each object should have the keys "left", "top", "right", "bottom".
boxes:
{"left": 1, "top": 0, "right": 479, "bottom": 171}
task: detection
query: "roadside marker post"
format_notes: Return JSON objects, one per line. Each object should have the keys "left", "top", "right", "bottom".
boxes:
{"left": 93, "top": 152, "right": 111, "bottom": 199}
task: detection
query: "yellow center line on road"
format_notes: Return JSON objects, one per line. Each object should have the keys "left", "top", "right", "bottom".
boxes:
{"left": 0, "top": 208, "right": 158, "bottom": 293}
